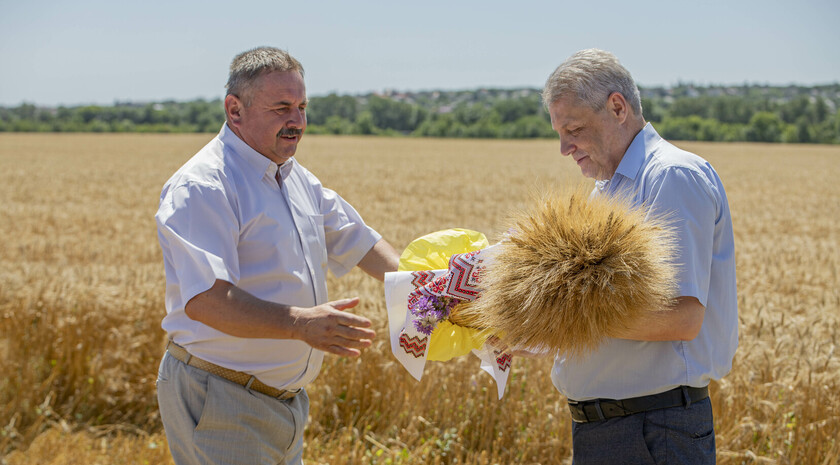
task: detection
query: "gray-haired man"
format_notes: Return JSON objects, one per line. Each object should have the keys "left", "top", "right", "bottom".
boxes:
{"left": 155, "top": 46, "right": 399, "bottom": 464}
{"left": 543, "top": 49, "right": 738, "bottom": 464}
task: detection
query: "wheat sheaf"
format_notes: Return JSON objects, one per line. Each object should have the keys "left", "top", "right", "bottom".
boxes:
{"left": 461, "top": 186, "right": 679, "bottom": 358}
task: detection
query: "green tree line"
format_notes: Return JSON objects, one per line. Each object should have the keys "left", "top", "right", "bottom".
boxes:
{"left": 2, "top": 84, "right": 839, "bottom": 143}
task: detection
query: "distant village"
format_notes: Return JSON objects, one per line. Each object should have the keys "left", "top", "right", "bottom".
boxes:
{"left": 2, "top": 83, "right": 838, "bottom": 143}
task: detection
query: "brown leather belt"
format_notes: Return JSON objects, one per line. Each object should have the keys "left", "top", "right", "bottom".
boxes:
{"left": 166, "top": 341, "right": 298, "bottom": 400}
{"left": 568, "top": 385, "right": 709, "bottom": 423}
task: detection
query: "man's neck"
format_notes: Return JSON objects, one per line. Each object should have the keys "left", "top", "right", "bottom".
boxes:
{"left": 598, "top": 118, "right": 647, "bottom": 181}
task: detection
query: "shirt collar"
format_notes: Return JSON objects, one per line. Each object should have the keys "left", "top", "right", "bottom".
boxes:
{"left": 612, "top": 122, "right": 661, "bottom": 182}
{"left": 219, "top": 123, "right": 296, "bottom": 183}
{"left": 276, "top": 157, "right": 294, "bottom": 182}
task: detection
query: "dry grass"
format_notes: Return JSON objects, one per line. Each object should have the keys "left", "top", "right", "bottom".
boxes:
{"left": 1, "top": 133, "right": 838, "bottom": 464}
{"left": 468, "top": 186, "right": 678, "bottom": 357}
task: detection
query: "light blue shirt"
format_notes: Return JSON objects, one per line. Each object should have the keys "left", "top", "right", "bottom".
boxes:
{"left": 551, "top": 123, "right": 738, "bottom": 401}
{"left": 156, "top": 124, "right": 381, "bottom": 390}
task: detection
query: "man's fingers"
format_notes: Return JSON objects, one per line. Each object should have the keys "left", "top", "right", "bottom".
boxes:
{"left": 329, "top": 299, "right": 373, "bottom": 329}
{"left": 335, "top": 335, "right": 373, "bottom": 350}
{"left": 329, "top": 318, "right": 376, "bottom": 340}
{"left": 325, "top": 345, "right": 362, "bottom": 358}
{"left": 330, "top": 297, "right": 360, "bottom": 310}
{"left": 320, "top": 325, "right": 374, "bottom": 357}
{"left": 340, "top": 325, "right": 376, "bottom": 340}
{"left": 297, "top": 299, "right": 378, "bottom": 357}
{"left": 322, "top": 335, "right": 373, "bottom": 357}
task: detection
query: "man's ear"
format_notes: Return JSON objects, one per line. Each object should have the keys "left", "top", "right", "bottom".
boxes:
{"left": 224, "top": 94, "right": 244, "bottom": 127}
{"left": 606, "top": 92, "right": 629, "bottom": 124}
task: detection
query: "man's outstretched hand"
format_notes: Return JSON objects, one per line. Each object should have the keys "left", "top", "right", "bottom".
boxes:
{"left": 291, "top": 297, "right": 376, "bottom": 357}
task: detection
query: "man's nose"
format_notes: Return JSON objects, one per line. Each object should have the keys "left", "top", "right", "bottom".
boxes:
{"left": 560, "top": 138, "right": 574, "bottom": 156}
{"left": 288, "top": 108, "right": 305, "bottom": 128}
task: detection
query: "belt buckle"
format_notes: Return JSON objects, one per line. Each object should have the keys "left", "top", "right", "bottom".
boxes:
{"left": 569, "top": 400, "right": 606, "bottom": 423}
{"left": 584, "top": 402, "right": 607, "bottom": 422}
{"left": 568, "top": 400, "right": 585, "bottom": 423}
{"left": 244, "top": 376, "right": 258, "bottom": 391}
{"left": 277, "top": 389, "right": 295, "bottom": 400}
{"left": 275, "top": 387, "right": 301, "bottom": 401}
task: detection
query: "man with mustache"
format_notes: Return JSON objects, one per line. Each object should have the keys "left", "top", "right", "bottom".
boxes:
{"left": 155, "top": 46, "right": 399, "bottom": 465}
{"left": 543, "top": 49, "right": 738, "bottom": 464}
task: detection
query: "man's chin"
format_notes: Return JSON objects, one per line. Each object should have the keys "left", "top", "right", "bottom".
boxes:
{"left": 578, "top": 164, "right": 607, "bottom": 181}
{"left": 270, "top": 149, "right": 297, "bottom": 165}
{"left": 578, "top": 166, "right": 596, "bottom": 179}
{"left": 276, "top": 142, "right": 299, "bottom": 157}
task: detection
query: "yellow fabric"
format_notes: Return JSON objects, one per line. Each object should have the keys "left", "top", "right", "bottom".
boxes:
{"left": 398, "top": 228, "right": 489, "bottom": 272}
{"left": 399, "top": 228, "right": 490, "bottom": 361}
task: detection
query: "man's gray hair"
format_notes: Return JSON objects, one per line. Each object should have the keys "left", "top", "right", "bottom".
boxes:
{"left": 542, "top": 49, "right": 642, "bottom": 117}
{"left": 226, "top": 47, "right": 304, "bottom": 105}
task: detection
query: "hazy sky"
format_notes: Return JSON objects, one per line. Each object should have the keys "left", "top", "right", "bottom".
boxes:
{"left": 1, "top": 0, "right": 837, "bottom": 106}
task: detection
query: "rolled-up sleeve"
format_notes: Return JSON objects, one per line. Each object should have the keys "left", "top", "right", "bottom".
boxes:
{"left": 645, "top": 167, "right": 717, "bottom": 307}
{"left": 156, "top": 181, "right": 241, "bottom": 306}
{"left": 318, "top": 186, "right": 381, "bottom": 277}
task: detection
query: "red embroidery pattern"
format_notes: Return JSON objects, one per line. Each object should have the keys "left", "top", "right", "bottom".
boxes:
{"left": 399, "top": 333, "right": 428, "bottom": 358}
{"left": 428, "top": 276, "right": 448, "bottom": 294}
{"left": 410, "top": 270, "right": 435, "bottom": 288}
{"left": 406, "top": 250, "right": 489, "bottom": 310}
{"left": 494, "top": 351, "right": 512, "bottom": 372}
{"left": 446, "top": 252, "right": 483, "bottom": 300}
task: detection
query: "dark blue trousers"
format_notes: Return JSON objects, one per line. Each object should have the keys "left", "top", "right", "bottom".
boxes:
{"left": 570, "top": 397, "right": 715, "bottom": 465}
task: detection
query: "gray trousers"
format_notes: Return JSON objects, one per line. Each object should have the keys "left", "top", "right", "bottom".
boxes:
{"left": 571, "top": 397, "right": 716, "bottom": 465}
{"left": 156, "top": 351, "right": 309, "bottom": 465}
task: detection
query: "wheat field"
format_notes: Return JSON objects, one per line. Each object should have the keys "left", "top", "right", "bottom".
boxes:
{"left": 0, "top": 133, "right": 838, "bottom": 464}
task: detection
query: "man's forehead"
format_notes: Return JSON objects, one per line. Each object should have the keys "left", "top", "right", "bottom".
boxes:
{"left": 549, "top": 97, "right": 591, "bottom": 125}
{"left": 254, "top": 70, "right": 307, "bottom": 99}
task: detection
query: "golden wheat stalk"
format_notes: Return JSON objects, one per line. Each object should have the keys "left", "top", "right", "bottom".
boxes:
{"left": 462, "top": 185, "right": 679, "bottom": 358}
{"left": 448, "top": 300, "right": 481, "bottom": 328}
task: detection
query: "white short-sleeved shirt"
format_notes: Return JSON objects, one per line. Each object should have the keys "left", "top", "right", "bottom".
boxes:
{"left": 551, "top": 123, "right": 738, "bottom": 401}
{"left": 155, "top": 124, "right": 381, "bottom": 390}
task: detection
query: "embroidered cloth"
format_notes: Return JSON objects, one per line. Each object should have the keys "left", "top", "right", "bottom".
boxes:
{"left": 384, "top": 229, "right": 513, "bottom": 399}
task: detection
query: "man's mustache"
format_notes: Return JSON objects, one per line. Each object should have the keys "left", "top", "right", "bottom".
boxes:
{"left": 278, "top": 128, "right": 303, "bottom": 137}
